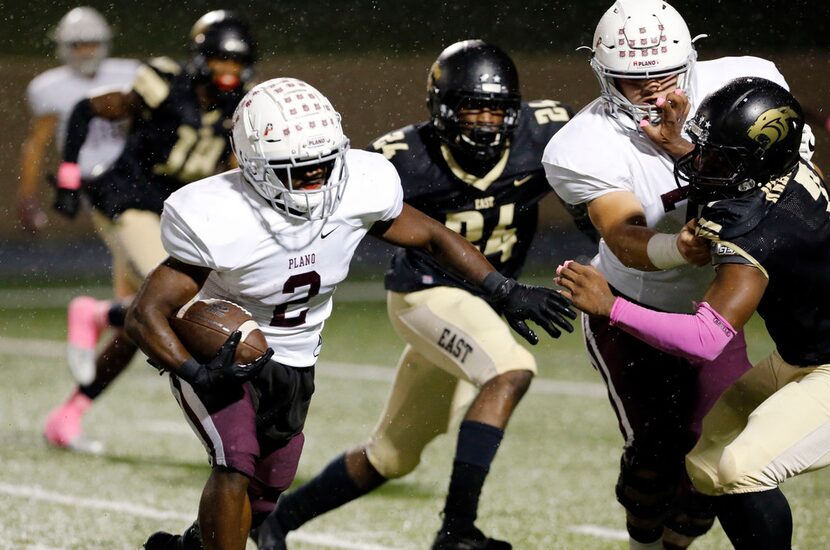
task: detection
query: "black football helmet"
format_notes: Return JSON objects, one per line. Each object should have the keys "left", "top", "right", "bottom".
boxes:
{"left": 427, "top": 39, "right": 521, "bottom": 163}
{"left": 188, "top": 10, "right": 256, "bottom": 96}
{"left": 675, "top": 77, "right": 804, "bottom": 203}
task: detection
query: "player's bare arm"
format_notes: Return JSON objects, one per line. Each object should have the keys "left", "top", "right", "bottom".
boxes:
{"left": 17, "top": 114, "right": 58, "bottom": 232}
{"left": 369, "top": 203, "right": 494, "bottom": 287}
{"left": 699, "top": 263, "right": 767, "bottom": 331}
{"left": 370, "top": 203, "right": 576, "bottom": 342}
{"left": 588, "top": 192, "right": 710, "bottom": 270}
{"left": 125, "top": 258, "right": 211, "bottom": 372}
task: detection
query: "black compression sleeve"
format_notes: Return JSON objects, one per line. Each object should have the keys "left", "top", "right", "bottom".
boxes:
{"left": 63, "top": 98, "right": 95, "bottom": 163}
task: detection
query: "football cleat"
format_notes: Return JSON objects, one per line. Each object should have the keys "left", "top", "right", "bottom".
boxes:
{"left": 67, "top": 296, "right": 109, "bottom": 385}
{"left": 43, "top": 391, "right": 104, "bottom": 455}
{"left": 144, "top": 522, "right": 202, "bottom": 550}
{"left": 144, "top": 531, "right": 181, "bottom": 550}
{"left": 432, "top": 525, "right": 512, "bottom": 550}
{"left": 253, "top": 511, "right": 288, "bottom": 550}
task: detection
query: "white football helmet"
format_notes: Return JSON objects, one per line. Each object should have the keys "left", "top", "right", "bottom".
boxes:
{"left": 589, "top": 0, "right": 705, "bottom": 124}
{"left": 232, "top": 78, "right": 350, "bottom": 221}
{"left": 53, "top": 7, "right": 112, "bottom": 77}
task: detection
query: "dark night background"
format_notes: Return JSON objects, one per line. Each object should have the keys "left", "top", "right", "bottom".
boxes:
{"left": 0, "top": 1, "right": 827, "bottom": 279}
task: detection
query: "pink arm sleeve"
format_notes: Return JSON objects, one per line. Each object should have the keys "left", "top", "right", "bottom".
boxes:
{"left": 609, "top": 298, "right": 736, "bottom": 362}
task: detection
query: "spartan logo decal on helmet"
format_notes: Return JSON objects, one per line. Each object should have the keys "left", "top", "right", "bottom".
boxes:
{"left": 232, "top": 78, "right": 350, "bottom": 221}
{"left": 674, "top": 77, "right": 805, "bottom": 203}
{"left": 748, "top": 107, "right": 800, "bottom": 152}
{"left": 52, "top": 7, "right": 112, "bottom": 77}
{"left": 588, "top": 0, "right": 706, "bottom": 126}
{"left": 427, "top": 39, "right": 521, "bottom": 162}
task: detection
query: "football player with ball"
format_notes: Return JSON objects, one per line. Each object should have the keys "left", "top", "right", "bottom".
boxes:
{"left": 126, "top": 77, "right": 575, "bottom": 550}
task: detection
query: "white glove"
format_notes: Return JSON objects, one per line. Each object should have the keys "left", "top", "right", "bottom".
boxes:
{"left": 800, "top": 123, "right": 816, "bottom": 162}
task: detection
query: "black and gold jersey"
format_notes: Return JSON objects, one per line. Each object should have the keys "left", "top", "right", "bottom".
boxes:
{"left": 697, "top": 161, "right": 830, "bottom": 365}
{"left": 369, "top": 100, "right": 574, "bottom": 299}
{"left": 88, "top": 57, "right": 237, "bottom": 217}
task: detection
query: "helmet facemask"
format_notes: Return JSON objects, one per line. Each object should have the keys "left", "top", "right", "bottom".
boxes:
{"left": 675, "top": 143, "right": 757, "bottom": 203}
{"left": 59, "top": 40, "right": 110, "bottom": 77}
{"left": 433, "top": 93, "right": 521, "bottom": 162}
{"left": 591, "top": 54, "right": 696, "bottom": 126}
{"left": 231, "top": 78, "right": 351, "bottom": 222}
{"left": 238, "top": 142, "right": 351, "bottom": 221}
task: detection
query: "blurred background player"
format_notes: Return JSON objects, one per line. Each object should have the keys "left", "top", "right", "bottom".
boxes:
{"left": 43, "top": 10, "right": 257, "bottom": 453}
{"left": 17, "top": 6, "right": 138, "bottom": 236}
{"left": 19, "top": 6, "right": 137, "bottom": 454}
{"left": 543, "top": 1, "right": 815, "bottom": 548}
{"left": 260, "top": 40, "right": 584, "bottom": 550}
{"left": 126, "top": 77, "right": 574, "bottom": 550}
{"left": 557, "top": 77, "right": 830, "bottom": 550}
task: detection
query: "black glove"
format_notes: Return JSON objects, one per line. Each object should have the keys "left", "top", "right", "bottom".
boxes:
{"left": 53, "top": 187, "right": 81, "bottom": 219}
{"left": 178, "top": 331, "right": 274, "bottom": 406}
{"left": 482, "top": 272, "right": 576, "bottom": 344}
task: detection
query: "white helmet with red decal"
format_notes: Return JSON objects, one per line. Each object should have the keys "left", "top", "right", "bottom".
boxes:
{"left": 231, "top": 78, "right": 350, "bottom": 220}
{"left": 589, "top": 0, "right": 705, "bottom": 123}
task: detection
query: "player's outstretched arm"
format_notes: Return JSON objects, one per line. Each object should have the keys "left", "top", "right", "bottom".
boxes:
{"left": 369, "top": 204, "right": 576, "bottom": 343}
{"left": 556, "top": 260, "right": 766, "bottom": 361}
{"left": 588, "top": 192, "right": 710, "bottom": 271}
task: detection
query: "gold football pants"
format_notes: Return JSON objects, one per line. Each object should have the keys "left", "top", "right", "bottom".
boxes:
{"left": 687, "top": 350, "right": 830, "bottom": 495}
{"left": 365, "top": 287, "right": 535, "bottom": 478}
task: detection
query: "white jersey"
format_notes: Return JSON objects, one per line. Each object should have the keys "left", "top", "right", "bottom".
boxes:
{"left": 543, "top": 56, "right": 788, "bottom": 312}
{"left": 161, "top": 149, "right": 404, "bottom": 367}
{"left": 26, "top": 58, "right": 139, "bottom": 178}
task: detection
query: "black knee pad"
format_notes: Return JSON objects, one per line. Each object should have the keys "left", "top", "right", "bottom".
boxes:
{"left": 665, "top": 492, "right": 717, "bottom": 538}
{"left": 615, "top": 449, "right": 681, "bottom": 520}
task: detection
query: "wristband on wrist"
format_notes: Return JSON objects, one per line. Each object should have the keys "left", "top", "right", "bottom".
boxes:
{"left": 56, "top": 162, "right": 82, "bottom": 190}
{"left": 646, "top": 232, "right": 688, "bottom": 270}
{"left": 178, "top": 358, "right": 202, "bottom": 382}
{"left": 481, "top": 271, "right": 515, "bottom": 303}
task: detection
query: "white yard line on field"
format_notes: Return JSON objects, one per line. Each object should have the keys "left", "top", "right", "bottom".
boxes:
{"left": 568, "top": 524, "right": 629, "bottom": 540}
{"left": 0, "top": 481, "right": 191, "bottom": 521}
{"left": 0, "top": 336, "right": 605, "bottom": 398}
{"left": 0, "top": 481, "right": 402, "bottom": 549}
{"left": 0, "top": 336, "right": 604, "bottom": 400}
{"left": 0, "top": 480, "right": 625, "bottom": 548}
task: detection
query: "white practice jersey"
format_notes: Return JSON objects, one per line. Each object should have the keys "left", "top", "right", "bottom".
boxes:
{"left": 161, "top": 149, "right": 404, "bottom": 367}
{"left": 26, "top": 58, "right": 139, "bottom": 178}
{"left": 543, "top": 56, "right": 788, "bottom": 312}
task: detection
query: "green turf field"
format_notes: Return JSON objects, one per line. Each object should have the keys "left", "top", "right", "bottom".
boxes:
{"left": 1, "top": 285, "right": 828, "bottom": 549}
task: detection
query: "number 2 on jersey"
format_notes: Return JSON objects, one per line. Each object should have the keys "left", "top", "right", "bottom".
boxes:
{"left": 270, "top": 271, "right": 321, "bottom": 328}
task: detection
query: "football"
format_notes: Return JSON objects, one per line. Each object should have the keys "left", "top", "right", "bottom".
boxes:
{"left": 169, "top": 299, "right": 268, "bottom": 364}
